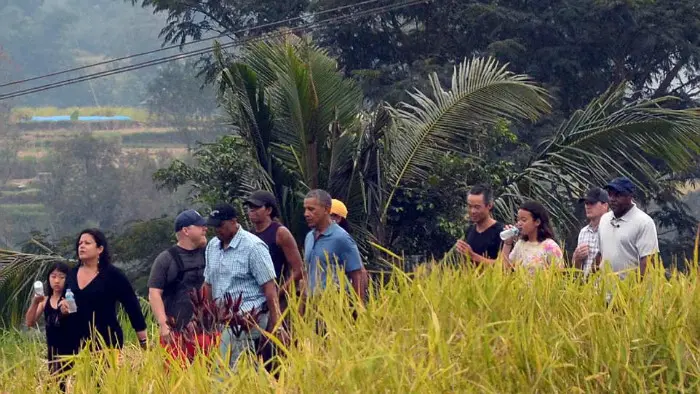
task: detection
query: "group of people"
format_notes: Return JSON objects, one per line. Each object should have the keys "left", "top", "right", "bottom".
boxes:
{"left": 25, "top": 188, "right": 366, "bottom": 388}
{"left": 24, "top": 177, "right": 662, "bottom": 389}
{"left": 454, "top": 177, "right": 659, "bottom": 278}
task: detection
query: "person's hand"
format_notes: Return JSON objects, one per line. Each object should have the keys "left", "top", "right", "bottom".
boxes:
{"left": 455, "top": 240, "right": 472, "bottom": 256}
{"left": 573, "top": 243, "right": 589, "bottom": 263}
{"left": 274, "top": 326, "right": 290, "bottom": 347}
{"left": 57, "top": 298, "right": 69, "bottom": 315}
{"left": 32, "top": 294, "right": 46, "bottom": 305}
{"left": 503, "top": 225, "right": 517, "bottom": 245}
{"left": 159, "top": 325, "right": 172, "bottom": 343}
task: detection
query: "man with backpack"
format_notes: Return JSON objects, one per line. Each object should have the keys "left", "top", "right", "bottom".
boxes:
{"left": 148, "top": 209, "right": 208, "bottom": 343}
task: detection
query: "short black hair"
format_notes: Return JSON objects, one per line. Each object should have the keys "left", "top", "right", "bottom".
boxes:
{"left": 468, "top": 184, "right": 493, "bottom": 205}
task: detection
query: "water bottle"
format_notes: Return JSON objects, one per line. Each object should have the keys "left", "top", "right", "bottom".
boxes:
{"left": 33, "top": 281, "right": 44, "bottom": 297}
{"left": 500, "top": 227, "right": 520, "bottom": 241}
{"left": 65, "top": 289, "right": 78, "bottom": 313}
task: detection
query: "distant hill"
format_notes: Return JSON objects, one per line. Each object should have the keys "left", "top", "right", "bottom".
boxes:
{"left": 0, "top": 0, "right": 169, "bottom": 107}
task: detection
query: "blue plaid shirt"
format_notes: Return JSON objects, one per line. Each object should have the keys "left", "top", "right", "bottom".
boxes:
{"left": 204, "top": 226, "right": 276, "bottom": 313}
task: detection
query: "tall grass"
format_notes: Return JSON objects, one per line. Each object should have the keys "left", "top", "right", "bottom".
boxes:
{"left": 11, "top": 107, "right": 151, "bottom": 123}
{"left": 1, "top": 260, "right": 700, "bottom": 392}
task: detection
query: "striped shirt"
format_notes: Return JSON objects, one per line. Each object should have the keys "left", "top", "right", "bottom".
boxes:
{"left": 204, "top": 226, "right": 276, "bottom": 313}
{"left": 577, "top": 224, "right": 600, "bottom": 277}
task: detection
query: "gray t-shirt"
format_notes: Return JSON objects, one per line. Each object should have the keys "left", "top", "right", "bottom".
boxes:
{"left": 147, "top": 245, "right": 206, "bottom": 329}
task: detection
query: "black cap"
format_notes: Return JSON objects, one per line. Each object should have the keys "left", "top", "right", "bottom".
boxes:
{"left": 604, "top": 177, "right": 636, "bottom": 195}
{"left": 174, "top": 209, "right": 207, "bottom": 232}
{"left": 244, "top": 190, "right": 279, "bottom": 218}
{"left": 207, "top": 203, "right": 238, "bottom": 227}
{"left": 578, "top": 187, "right": 609, "bottom": 204}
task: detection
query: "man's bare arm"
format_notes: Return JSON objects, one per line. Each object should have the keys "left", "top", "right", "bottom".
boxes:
{"left": 349, "top": 270, "right": 364, "bottom": 306}
{"left": 639, "top": 255, "right": 650, "bottom": 277}
{"left": 148, "top": 288, "right": 169, "bottom": 336}
{"left": 261, "top": 280, "right": 282, "bottom": 330}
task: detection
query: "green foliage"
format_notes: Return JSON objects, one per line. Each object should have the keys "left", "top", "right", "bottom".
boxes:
{"left": 111, "top": 217, "right": 176, "bottom": 295}
{"left": 153, "top": 135, "right": 256, "bottom": 207}
{"left": 145, "top": 60, "right": 217, "bottom": 123}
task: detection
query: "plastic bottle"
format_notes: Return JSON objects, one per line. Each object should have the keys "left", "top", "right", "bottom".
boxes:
{"left": 33, "top": 281, "right": 44, "bottom": 297}
{"left": 65, "top": 289, "right": 78, "bottom": 313}
{"left": 500, "top": 227, "right": 520, "bottom": 241}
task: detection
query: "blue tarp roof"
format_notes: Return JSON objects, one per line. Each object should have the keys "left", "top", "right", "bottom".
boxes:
{"left": 28, "top": 115, "right": 133, "bottom": 122}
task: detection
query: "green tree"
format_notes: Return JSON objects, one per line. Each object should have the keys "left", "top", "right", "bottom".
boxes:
{"left": 145, "top": 60, "right": 218, "bottom": 151}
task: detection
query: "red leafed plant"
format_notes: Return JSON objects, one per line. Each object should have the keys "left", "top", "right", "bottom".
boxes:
{"left": 162, "top": 287, "right": 262, "bottom": 366}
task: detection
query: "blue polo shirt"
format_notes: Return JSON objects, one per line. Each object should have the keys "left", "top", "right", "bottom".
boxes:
{"left": 304, "top": 222, "right": 363, "bottom": 294}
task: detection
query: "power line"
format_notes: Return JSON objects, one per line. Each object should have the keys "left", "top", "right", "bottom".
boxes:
{"left": 0, "top": 0, "right": 426, "bottom": 101}
{"left": 0, "top": 0, "right": 386, "bottom": 89}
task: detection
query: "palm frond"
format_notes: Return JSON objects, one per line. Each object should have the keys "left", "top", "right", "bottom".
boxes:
{"left": 381, "top": 57, "right": 551, "bottom": 221}
{"left": 0, "top": 250, "right": 73, "bottom": 327}
{"left": 498, "top": 84, "right": 700, "bottom": 232}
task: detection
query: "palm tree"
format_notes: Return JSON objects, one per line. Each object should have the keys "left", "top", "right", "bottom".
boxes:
{"left": 496, "top": 84, "right": 700, "bottom": 231}
{"left": 3, "top": 35, "right": 700, "bottom": 320}
{"left": 216, "top": 37, "right": 553, "bottom": 248}
{"left": 0, "top": 248, "right": 72, "bottom": 327}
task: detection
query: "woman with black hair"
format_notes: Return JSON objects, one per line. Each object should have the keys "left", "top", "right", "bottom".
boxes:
{"left": 62, "top": 229, "right": 147, "bottom": 351}
{"left": 501, "top": 201, "right": 564, "bottom": 273}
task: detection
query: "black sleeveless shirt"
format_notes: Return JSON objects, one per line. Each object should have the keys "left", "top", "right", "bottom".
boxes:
{"left": 44, "top": 297, "right": 78, "bottom": 361}
{"left": 253, "top": 221, "right": 288, "bottom": 282}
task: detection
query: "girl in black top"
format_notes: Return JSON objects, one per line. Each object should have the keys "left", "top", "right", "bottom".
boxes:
{"left": 25, "top": 262, "right": 76, "bottom": 390}
{"left": 61, "top": 229, "right": 148, "bottom": 351}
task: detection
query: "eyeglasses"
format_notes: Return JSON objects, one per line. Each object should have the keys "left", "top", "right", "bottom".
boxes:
{"left": 245, "top": 205, "right": 264, "bottom": 211}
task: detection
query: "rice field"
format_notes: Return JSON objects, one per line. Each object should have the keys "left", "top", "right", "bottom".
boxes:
{"left": 10, "top": 107, "right": 151, "bottom": 123}
{"left": 1, "top": 257, "right": 699, "bottom": 393}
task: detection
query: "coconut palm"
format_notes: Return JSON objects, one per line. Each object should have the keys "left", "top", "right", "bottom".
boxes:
{"left": 217, "top": 38, "right": 553, "bottom": 248}
{"left": 0, "top": 248, "right": 72, "bottom": 327}
{"left": 496, "top": 84, "right": 700, "bottom": 230}
{"left": 3, "top": 36, "right": 700, "bottom": 321}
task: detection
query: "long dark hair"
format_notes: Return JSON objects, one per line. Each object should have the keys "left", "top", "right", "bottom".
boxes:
{"left": 519, "top": 201, "right": 555, "bottom": 242}
{"left": 75, "top": 228, "right": 112, "bottom": 267}
{"left": 45, "top": 261, "right": 71, "bottom": 296}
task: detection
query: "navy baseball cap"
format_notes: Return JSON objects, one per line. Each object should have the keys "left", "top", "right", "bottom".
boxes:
{"left": 207, "top": 203, "right": 238, "bottom": 227}
{"left": 604, "top": 177, "right": 636, "bottom": 195}
{"left": 174, "top": 209, "right": 207, "bottom": 232}
{"left": 578, "top": 187, "right": 609, "bottom": 204}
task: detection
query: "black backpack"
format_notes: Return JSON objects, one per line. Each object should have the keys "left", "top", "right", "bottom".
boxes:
{"left": 162, "top": 246, "right": 206, "bottom": 298}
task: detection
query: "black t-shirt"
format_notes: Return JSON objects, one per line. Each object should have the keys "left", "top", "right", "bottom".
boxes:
{"left": 465, "top": 221, "right": 504, "bottom": 260}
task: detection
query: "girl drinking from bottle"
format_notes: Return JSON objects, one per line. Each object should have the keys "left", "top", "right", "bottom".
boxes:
{"left": 25, "top": 261, "right": 76, "bottom": 389}
{"left": 501, "top": 201, "right": 564, "bottom": 273}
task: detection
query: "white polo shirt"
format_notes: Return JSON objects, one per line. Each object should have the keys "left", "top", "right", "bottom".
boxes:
{"left": 598, "top": 204, "right": 658, "bottom": 276}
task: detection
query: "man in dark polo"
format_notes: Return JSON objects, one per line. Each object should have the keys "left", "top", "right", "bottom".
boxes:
{"left": 148, "top": 209, "right": 208, "bottom": 343}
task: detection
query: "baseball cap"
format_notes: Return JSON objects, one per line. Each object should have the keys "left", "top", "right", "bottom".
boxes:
{"left": 244, "top": 190, "right": 279, "bottom": 218}
{"left": 206, "top": 203, "right": 238, "bottom": 227}
{"left": 174, "top": 209, "right": 207, "bottom": 232}
{"left": 578, "top": 187, "right": 609, "bottom": 204}
{"left": 604, "top": 177, "right": 636, "bottom": 195}
{"left": 330, "top": 199, "right": 348, "bottom": 219}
